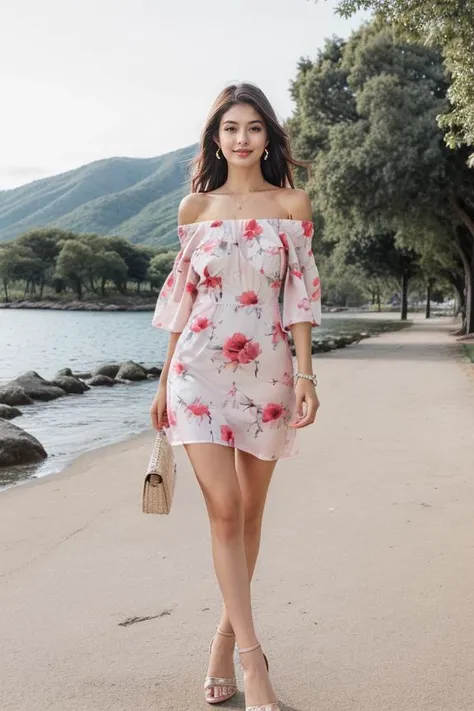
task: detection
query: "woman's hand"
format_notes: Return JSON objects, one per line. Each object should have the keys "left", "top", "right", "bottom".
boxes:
{"left": 150, "top": 380, "right": 168, "bottom": 431}
{"left": 290, "top": 377, "right": 320, "bottom": 428}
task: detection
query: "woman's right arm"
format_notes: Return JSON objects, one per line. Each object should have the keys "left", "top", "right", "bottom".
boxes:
{"left": 150, "top": 331, "right": 181, "bottom": 430}
{"left": 150, "top": 193, "right": 206, "bottom": 430}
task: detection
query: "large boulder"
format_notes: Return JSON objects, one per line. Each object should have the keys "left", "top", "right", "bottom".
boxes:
{"left": 0, "top": 420, "right": 47, "bottom": 468}
{"left": 86, "top": 375, "right": 116, "bottom": 387}
{"left": 116, "top": 361, "right": 148, "bottom": 381}
{"left": 0, "top": 404, "right": 22, "bottom": 419}
{"left": 4, "top": 371, "right": 66, "bottom": 402}
{"left": 93, "top": 363, "right": 121, "bottom": 378}
{"left": 0, "top": 386, "right": 34, "bottom": 407}
{"left": 51, "top": 376, "right": 90, "bottom": 394}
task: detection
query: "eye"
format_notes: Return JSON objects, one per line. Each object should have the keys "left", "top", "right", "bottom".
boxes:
{"left": 250, "top": 126, "right": 262, "bottom": 132}
{"left": 224, "top": 126, "right": 236, "bottom": 132}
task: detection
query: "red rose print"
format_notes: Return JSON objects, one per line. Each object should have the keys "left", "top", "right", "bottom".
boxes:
{"left": 243, "top": 219, "right": 264, "bottom": 240}
{"left": 187, "top": 399, "right": 210, "bottom": 418}
{"left": 203, "top": 239, "right": 218, "bottom": 253}
{"left": 302, "top": 221, "right": 313, "bottom": 238}
{"left": 168, "top": 408, "right": 177, "bottom": 427}
{"left": 174, "top": 361, "right": 186, "bottom": 375}
{"left": 165, "top": 273, "right": 174, "bottom": 288}
{"left": 190, "top": 316, "right": 211, "bottom": 332}
{"left": 311, "top": 277, "right": 321, "bottom": 301}
{"left": 185, "top": 281, "right": 198, "bottom": 297}
{"left": 238, "top": 291, "right": 259, "bottom": 306}
{"left": 178, "top": 225, "right": 185, "bottom": 239}
{"left": 271, "top": 279, "right": 282, "bottom": 289}
{"left": 297, "top": 297, "right": 310, "bottom": 311}
{"left": 211, "top": 220, "right": 223, "bottom": 227}
{"left": 279, "top": 232, "right": 289, "bottom": 251}
{"left": 203, "top": 266, "right": 222, "bottom": 290}
{"left": 223, "top": 333, "right": 262, "bottom": 364}
{"left": 262, "top": 403, "right": 284, "bottom": 423}
{"left": 220, "top": 425, "right": 235, "bottom": 446}
{"left": 290, "top": 268, "right": 303, "bottom": 279}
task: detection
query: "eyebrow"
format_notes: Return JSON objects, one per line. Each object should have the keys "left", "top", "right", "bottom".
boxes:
{"left": 222, "top": 119, "right": 263, "bottom": 125}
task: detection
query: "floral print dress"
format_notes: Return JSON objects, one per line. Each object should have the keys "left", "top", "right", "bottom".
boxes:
{"left": 152, "top": 218, "right": 321, "bottom": 461}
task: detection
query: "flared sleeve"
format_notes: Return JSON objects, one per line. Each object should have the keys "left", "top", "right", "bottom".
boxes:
{"left": 152, "top": 225, "right": 199, "bottom": 332}
{"left": 281, "top": 220, "right": 322, "bottom": 331}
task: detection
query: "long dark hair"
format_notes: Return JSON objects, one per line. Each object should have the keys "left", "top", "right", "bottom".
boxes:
{"left": 190, "top": 83, "right": 301, "bottom": 193}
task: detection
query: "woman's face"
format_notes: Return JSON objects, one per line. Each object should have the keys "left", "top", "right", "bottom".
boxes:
{"left": 216, "top": 103, "right": 268, "bottom": 167}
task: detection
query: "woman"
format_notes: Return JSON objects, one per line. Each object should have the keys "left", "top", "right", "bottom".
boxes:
{"left": 150, "top": 83, "right": 321, "bottom": 711}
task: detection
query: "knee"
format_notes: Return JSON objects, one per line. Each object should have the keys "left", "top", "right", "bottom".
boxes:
{"left": 209, "top": 497, "right": 244, "bottom": 540}
{"left": 243, "top": 501, "right": 263, "bottom": 535}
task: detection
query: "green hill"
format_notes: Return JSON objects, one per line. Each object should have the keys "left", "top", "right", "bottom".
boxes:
{"left": 0, "top": 144, "right": 198, "bottom": 247}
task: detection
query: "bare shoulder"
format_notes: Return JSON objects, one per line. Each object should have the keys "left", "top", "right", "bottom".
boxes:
{"left": 178, "top": 193, "right": 211, "bottom": 225}
{"left": 279, "top": 187, "right": 313, "bottom": 221}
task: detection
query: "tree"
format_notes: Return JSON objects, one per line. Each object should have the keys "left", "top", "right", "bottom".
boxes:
{"left": 327, "top": 0, "right": 474, "bottom": 151}
{"left": 93, "top": 251, "right": 128, "bottom": 296}
{"left": 288, "top": 26, "right": 474, "bottom": 331}
{"left": 148, "top": 251, "right": 178, "bottom": 288}
{"left": 55, "top": 241, "right": 95, "bottom": 300}
{"left": 100, "top": 237, "right": 151, "bottom": 292}
{"left": 0, "top": 244, "right": 43, "bottom": 301}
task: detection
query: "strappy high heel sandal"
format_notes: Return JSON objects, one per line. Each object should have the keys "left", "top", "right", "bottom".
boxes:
{"left": 238, "top": 642, "right": 279, "bottom": 711}
{"left": 204, "top": 627, "right": 238, "bottom": 705}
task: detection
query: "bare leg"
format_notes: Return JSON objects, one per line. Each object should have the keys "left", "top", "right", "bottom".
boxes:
{"left": 218, "top": 449, "right": 276, "bottom": 632}
{"left": 185, "top": 443, "right": 277, "bottom": 707}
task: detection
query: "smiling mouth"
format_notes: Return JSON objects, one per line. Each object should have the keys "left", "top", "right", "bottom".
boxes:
{"left": 235, "top": 150, "right": 251, "bottom": 155}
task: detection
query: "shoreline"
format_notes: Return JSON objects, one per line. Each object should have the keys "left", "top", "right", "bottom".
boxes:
{"left": 0, "top": 300, "right": 157, "bottom": 311}
{"left": 0, "top": 429, "right": 153, "bottom": 495}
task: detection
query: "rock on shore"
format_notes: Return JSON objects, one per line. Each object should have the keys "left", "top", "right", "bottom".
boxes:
{"left": 1, "top": 372, "right": 66, "bottom": 402}
{"left": 0, "top": 420, "right": 47, "bottom": 468}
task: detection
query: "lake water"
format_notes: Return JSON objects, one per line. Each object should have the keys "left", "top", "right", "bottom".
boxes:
{"left": 0, "top": 309, "right": 401, "bottom": 488}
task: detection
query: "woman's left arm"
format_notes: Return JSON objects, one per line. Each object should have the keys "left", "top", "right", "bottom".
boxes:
{"left": 283, "top": 188, "right": 321, "bottom": 428}
{"left": 289, "top": 323, "right": 320, "bottom": 428}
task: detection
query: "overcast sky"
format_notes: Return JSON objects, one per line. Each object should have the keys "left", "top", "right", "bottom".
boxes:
{"left": 0, "top": 0, "right": 368, "bottom": 190}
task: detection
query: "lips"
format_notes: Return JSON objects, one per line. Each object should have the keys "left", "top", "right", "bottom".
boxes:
{"left": 235, "top": 150, "right": 251, "bottom": 156}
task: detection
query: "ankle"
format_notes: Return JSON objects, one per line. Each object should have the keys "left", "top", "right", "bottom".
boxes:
{"left": 216, "top": 626, "right": 235, "bottom": 638}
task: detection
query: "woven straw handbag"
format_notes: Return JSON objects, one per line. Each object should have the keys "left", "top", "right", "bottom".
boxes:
{"left": 142, "top": 429, "right": 176, "bottom": 514}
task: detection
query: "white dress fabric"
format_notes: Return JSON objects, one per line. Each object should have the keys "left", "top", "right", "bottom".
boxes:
{"left": 152, "top": 218, "right": 321, "bottom": 460}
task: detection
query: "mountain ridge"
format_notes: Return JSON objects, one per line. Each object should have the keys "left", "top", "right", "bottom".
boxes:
{"left": 0, "top": 144, "right": 198, "bottom": 246}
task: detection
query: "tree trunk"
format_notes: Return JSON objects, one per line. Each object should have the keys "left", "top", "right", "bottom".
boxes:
{"left": 454, "top": 231, "right": 474, "bottom": 334}
{"left": 40, "top": 277, "right": 45, "bottom": 298}
{"left": 101, "top": 277, "right": 106, "bottom": 297}
{"left": 73, "top": 278, "right": 82, "bottom": 300}
{"left": 401, "top": 269, "right": 409, "bottom": 320}
{"left": 452, "top": 199, "right": 474, "bottom": 334}
{"left": 425, "top": 279, "right": 433, "bottom": 319}
{"left": 3, "top": 279, "right": 9, "bottom": 302}
{"left": 376, "top": 289, "right": 381, "bottom": 312}
{"left": 24, "top": 280, "right": 29, "bottom": 298}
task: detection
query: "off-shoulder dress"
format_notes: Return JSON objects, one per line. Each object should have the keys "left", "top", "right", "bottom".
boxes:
{"left": 152, "top": 218, "right": 321, "bottom": 460}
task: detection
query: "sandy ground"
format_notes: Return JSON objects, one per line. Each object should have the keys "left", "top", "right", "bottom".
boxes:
{"left": 1, "top": 317, "right": 474, "bottom": 711}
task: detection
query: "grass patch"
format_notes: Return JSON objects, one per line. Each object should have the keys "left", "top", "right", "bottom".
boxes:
{"left": 462, "top": 344, "right": 474, "bottom": 363}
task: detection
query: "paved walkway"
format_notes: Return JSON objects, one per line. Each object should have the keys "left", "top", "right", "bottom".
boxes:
{"left": 1, "top": 318, "right": 473, "bottom": 711}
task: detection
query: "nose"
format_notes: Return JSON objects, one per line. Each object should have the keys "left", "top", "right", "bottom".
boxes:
{"left": 237, "top": 130, "right": 249, "bottom": 145}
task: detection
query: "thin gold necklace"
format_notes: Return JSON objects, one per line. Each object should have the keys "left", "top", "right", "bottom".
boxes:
{"left": 227, "top": 184, "right": 268, "bottom": 211}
